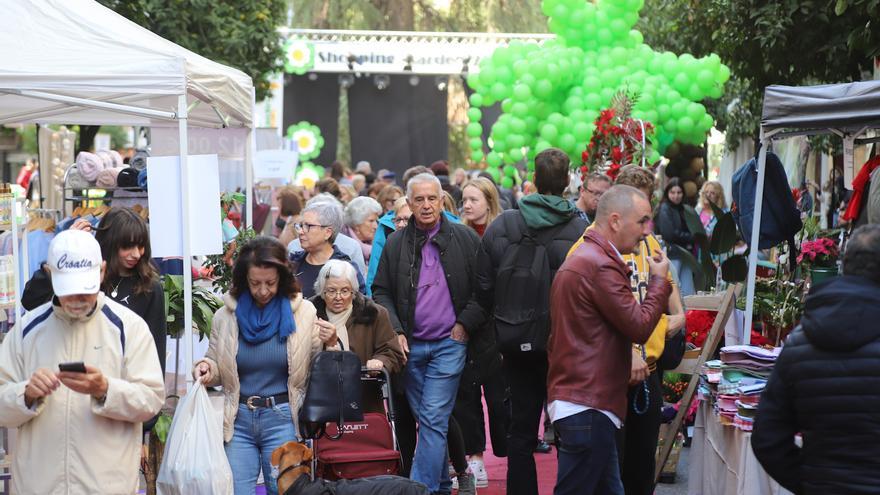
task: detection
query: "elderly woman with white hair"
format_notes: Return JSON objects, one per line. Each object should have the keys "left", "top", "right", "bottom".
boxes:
{"left": 289, "top": 200, "right": 366, "bottom": 298}
{"left": 309, "top": 259, "right": 404, "bottom": 413}
{"left": 342, "top": 196, "right": 383, "bottom": 264}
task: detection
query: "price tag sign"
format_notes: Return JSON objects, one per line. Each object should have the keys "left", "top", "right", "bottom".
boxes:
{"left": 843, "top": 134, "right": 854, "bottom": 190}
{"left": 254, "top": 149, "right": 298, "bottom": 180}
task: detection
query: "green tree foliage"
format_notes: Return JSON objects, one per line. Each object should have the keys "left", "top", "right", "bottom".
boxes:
{"left": 639, "top": 0, "right": 877, "bottom": 150}
{"left": 98, "top": 0, "right": 286, "bottom": 102}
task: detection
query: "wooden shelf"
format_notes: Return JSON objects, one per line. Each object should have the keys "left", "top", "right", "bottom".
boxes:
{"left": 683, "top": 293, "right": 726, "bottom": 311}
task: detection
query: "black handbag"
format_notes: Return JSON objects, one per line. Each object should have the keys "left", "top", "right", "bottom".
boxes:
{"left": 299, "top": 350, "right": 364, "bottom": 440}
{"left": 657, "top": 328, "right": 687, "bottom": 372}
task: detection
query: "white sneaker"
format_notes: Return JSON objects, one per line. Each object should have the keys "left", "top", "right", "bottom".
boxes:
{"left": 468, "top": 458, "right": 489, "bottom": 488}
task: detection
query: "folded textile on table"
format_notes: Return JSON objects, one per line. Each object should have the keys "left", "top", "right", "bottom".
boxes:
{"left": 130, "top": 149, "right": 149, "bottom": 171}
{"left": 96, "top": 150, "right": 123, "bottom": 169}
{"left": 66, "top": 165, "right": 91, "bottom": 189}
{"left": 117, "top": 167, "right": 141, "bottom": 190}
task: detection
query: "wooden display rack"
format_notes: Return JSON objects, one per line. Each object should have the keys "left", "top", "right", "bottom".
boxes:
{"left": 654, "top": 283, "right": 742, "bottom": 483}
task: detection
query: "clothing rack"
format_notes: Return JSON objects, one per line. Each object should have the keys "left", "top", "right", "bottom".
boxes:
{"left": 62, "top": 165, "right": 148, "bottom": 217}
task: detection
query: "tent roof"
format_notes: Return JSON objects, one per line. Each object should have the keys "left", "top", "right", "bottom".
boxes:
{"left": 761, "top": 80, "right": 880, "bottom": 133}
{"left": 0, "top": 0, "right": 253, "bottom": 128}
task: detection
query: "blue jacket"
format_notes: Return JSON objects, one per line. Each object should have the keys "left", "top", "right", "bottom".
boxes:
{"left": 290, "top": 245, "right": 366, "bottom": 295}
{"left": 365, "top": 210, "right": 460, "bottom": 296}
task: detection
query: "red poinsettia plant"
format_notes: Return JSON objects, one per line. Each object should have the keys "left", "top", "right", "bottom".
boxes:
{"left": 685, "top": 310, "right": 715, "bottom": 348}
{"left": 797, "top": 237, "right": 839, "bottom": 268}
{"left": 579, "top": 90, "right": 654, "bottom": 181}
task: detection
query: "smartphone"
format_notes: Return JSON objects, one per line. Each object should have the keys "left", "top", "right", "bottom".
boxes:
{"left": 59, "top": 362, "right": 87, "bottom": 373}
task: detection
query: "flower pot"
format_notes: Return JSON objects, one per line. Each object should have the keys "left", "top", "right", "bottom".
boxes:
{"left": 810, "top": 266, "right": 839, "bottom": 285}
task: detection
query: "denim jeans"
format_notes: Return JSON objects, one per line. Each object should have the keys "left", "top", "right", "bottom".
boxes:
{"left": 405, "top": 337, "right": 467, "bottom": 493}
{"left": 554, "top": 409, "right": 624, "bottom": 495}
{"left": 225, "top": 402, "right": 298, "bottom": 495}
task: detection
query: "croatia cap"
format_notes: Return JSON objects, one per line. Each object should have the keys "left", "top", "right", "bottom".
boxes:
{"left": 48, "top": 230, "right": 102, "bottom": 297}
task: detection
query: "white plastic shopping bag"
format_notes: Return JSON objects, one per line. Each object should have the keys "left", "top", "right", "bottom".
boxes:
{"left": 157, "top": 379, "right": 233, "bottom": 495}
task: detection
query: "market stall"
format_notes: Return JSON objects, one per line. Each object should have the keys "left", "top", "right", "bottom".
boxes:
{"left": 0, "top": 0, "right": 257, "bottom": 389}
{"left": 743, "top": 80, "right": 880, "bottom": 340}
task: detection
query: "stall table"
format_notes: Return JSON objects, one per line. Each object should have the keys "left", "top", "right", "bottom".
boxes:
{"left": 688, "top": 400, "right": 792, "bottom": 495}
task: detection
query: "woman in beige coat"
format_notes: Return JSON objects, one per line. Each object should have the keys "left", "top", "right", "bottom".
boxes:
{"left": 194, "top": 236, "right": 338, "bottom": 495}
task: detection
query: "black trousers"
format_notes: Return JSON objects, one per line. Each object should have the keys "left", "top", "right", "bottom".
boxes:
{"left": 502, "top": 352, "right": 547, "bottom": 495}
{"left": 393, "top": 388, "right": 417, "bottom": 478}
{"left": 616, "top": 370, "right": 663, "bottom": 495}
{"left": 453, "top": 364, "right": 510, "bottom": 457}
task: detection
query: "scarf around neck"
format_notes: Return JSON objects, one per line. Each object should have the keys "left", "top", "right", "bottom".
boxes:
{"left": 235, "top": 291, "right": 296, "bottom": 344}
{"left": 327, "top": 305, "right": 353, "bottom": 351}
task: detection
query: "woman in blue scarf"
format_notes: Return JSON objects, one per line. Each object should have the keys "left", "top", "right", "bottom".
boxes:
{"left": 194, "top": 236, "right": 338, "bottom": 495}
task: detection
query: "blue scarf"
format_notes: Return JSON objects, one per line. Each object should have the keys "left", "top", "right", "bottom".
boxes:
{"left": 235, "top": 292, "right": 296, "bottom": 344}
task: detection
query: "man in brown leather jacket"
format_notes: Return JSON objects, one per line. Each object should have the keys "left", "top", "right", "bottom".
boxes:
{"left": 547, "top": 185, "right": 672, "bottom": 495}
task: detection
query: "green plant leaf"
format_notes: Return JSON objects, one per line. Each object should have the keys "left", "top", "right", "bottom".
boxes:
{"left": 709, "top": 211, "right": 738, "bottom": 255}
{"left": 721, "top": 255, "right": 748, "bottom": 282}
{"left": 153, "top": 412, "right": 173, "bottom": 444}
{"left": 835, "top": 0, "right": 848, "bottom": 15}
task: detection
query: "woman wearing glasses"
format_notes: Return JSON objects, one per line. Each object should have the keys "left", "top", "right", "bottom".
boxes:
{"left": 310, "top": 260, "right": 404, "bottom": 413}
{"left": 289, "top": 201, "right": 366, "bottom": 298}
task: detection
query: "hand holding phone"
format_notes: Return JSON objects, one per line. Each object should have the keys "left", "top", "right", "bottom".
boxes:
{"left": 59, "top": 362, "right": 87, "bottom": 373}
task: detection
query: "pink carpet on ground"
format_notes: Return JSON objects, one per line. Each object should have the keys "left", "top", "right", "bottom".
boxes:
{"left": 471, "top": 400, "right": 557, "bottom": 495}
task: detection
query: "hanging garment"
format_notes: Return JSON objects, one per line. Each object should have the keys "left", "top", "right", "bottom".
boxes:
{"left": 841, "top": 156, "right": 880, "bottom": 223}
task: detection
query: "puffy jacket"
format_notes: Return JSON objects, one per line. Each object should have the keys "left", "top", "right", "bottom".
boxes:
{"left": 372, "top": 215, "right": 485, "bottom": 340}
{"left": 547, "top": 229, "right": 670, "bottom": 420}
{"left": 655, "top": 201, "right": 693, "bottom": 255}
{"left": 194, "top": 293, "right": 320, "bottom": 443}
{"left": 0, "top": 294, "right": 165, "bottom": 495}
{"left": 752, "top": 275, "right": 880, "bottom": 495}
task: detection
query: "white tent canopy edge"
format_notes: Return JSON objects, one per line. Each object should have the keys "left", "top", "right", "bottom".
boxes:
{"left": 744, "top": 80, "right": 880, "bottom": 344}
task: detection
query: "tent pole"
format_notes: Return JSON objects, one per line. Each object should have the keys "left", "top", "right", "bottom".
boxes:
{"left": 246, "top": 88, "right": 256, "bottom": 228}
{"left": 743, "top": 138, "right": 769, "bottom": 345}
{"left": 178, "top": 94, "right": 194, "bottom": 392}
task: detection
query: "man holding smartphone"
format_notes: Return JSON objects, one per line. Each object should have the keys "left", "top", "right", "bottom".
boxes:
{"left": 0, "top": 229, "right": 164, "bottom": 495}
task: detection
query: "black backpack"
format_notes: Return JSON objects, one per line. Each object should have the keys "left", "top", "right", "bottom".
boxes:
{"left": 493, "top": 213, "right": 580, "bottom": 355}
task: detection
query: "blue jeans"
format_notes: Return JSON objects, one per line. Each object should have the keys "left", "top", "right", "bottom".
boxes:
{"left": 225, "top": 402, "right": 298, "bottom": 495}
{"left": 406, "top": 337, "right": 467, "bottom": 493}
{"left": 554, "top": 409, "right": 624, "bottom": 495}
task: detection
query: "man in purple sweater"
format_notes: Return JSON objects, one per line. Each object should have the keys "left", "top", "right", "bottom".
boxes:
{"left": 372, "top": 173, "right": 485, "bottom": 495}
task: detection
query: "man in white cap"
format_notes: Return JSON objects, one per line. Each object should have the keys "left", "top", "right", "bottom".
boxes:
{"left": 0, "top": 229, "right": 165, "bottom": 495}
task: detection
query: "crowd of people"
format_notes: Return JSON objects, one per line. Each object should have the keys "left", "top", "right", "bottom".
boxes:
{"left": 7, "top": 146, "right": 842, "bottom": 495}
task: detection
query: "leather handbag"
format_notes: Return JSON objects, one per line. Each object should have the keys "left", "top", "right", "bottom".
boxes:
{"left": 299, "top": 350, "right": 364, "bottom": 440}
{"left": 657, "top": 328, "right": 687, "bottom": 371}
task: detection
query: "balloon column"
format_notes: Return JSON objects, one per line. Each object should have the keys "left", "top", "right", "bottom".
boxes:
{"left": 465, "top": 0, "right": 730, "bottom": 179}
{"left": 286, "top": 121, "right": 325, "bottom": 188}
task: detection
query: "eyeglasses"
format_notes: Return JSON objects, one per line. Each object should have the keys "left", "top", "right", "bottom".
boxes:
{"left": 585, "top": 187, "right": 606, "bottom": 197}
{"left": 323, "top": 288, "right": 353, "bottom": 299}
{"left": 294, "top": 222, "right": 328, "bottom": 233}
{"left": 393, "top": 216, "right": 410, "bottom": 226}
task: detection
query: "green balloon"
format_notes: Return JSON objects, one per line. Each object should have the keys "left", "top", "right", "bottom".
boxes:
{"left": 507, "top": 134, "right": 525, "bottom": 149}
{"left": 540, "top": 124, "right": 559, "bottom": 142}
{"left": 686, "top": 102, "right": 705, "bottom": 122}
{"left": 492, "top": 121, "right": 510, "bottom": 140}
{"left": 535, "top": 140, "right": 552, "bottom": 153}
{"left": 535, "top": 80, "right": 553, "bottom": 99}
{"left": 469, "top": 137, "right": 483, "bottom": 150}
{"left": 487, "top": 152, "right": 502, "bottom": 167}
{"left": 574, "top": 121, "right": 591, "bottom": 141}
{"left": 467, "top": 122, "right": 482, "bottom": 137}
{"left": 513, "top": 84, "right": 532, "bottom": 100}
{"left": 699, "top": 113, "right": 715, "bottom": 131}
{"left": 512, "top": 102, "right": 530, "bottom": 118}
{"left": 559, "top": 133, "right": 576, "bottom": 151}
{"left": 467, "top": 108, "right": 482, "bottom": 122}
{"left": 509, "top": 148, "right": 524, "bottom": 162}
{"left": 501, "top": 98, "right": 513, "bottom": 113}
{"left": 678, "top": 116, "right": 695, "bottom": 135}
{"left": 501, "top": 176, "right": 514, "bottom": 189}
{"left": 503, "top": 164, "right": 517, "bottom": 177}
{"left": 487, "top": 166, "right": 501, "bottom": 183}
{"left": 471, "top": 150, "right": 484, "bottom": 162}
{"left": 718, "top": 65, "right": 731, "bottom": 84}
{"left": 491, "top": 82, "right": 507, "bottom": 100}
{"left": 510, "top": 118, "right": 527, "bottom": 134}
{"left": 469, "top": 93, "right": 484, "bottom": 107}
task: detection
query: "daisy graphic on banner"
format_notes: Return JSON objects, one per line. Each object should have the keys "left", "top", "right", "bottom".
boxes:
{"left": 294, "top": 162, "right": 322, "bottom": 189}
{"left": 285, "top": 121, "right": 324, "bottom": 161}
{"left": 284, "top": 39, "right": 315, "bottom": 75}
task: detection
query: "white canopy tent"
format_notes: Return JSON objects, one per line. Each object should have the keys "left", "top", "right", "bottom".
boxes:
{"left": 744, "top": 80, "right": 880, "bottom": 343}
{"left": 0, "top": 0, "right": 257, "bottom": 387}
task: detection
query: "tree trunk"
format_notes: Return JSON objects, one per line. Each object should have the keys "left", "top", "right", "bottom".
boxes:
{"left": 76, "top": 125, "right": 100, "bottom": 155}
{"left": 377, "top": 0, "right": 413, "bottom": 30}
{"left": 145, "top": 431, "right": 163, "bottom": 495}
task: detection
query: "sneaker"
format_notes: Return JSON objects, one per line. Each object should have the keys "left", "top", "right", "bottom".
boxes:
{"left": 534, "top": 440, "right": 553, "bottom": 454}
{"left": 455, "top": 470, "right": 478, "bottom": 495}
{"left": 468, "top": 459, "right": 489, "bottom": 488}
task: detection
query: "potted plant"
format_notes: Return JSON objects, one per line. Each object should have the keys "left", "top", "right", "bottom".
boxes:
{"left": 797, "top": 237, "right": 840, "bottom": 285}
{"left": 753, "top": 277, "right": 804, "bottom": 345}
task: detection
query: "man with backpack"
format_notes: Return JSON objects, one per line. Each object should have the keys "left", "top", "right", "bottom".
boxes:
{"left": 475, "top": 148, "right": 588, "bottom": 495}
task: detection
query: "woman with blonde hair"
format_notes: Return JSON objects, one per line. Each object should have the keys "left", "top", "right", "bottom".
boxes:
{"left": 460, "top": 177, "right": 502, "bottom": 237}
{"left": 697, "top": 180, "right": 728, "bottom": 234}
